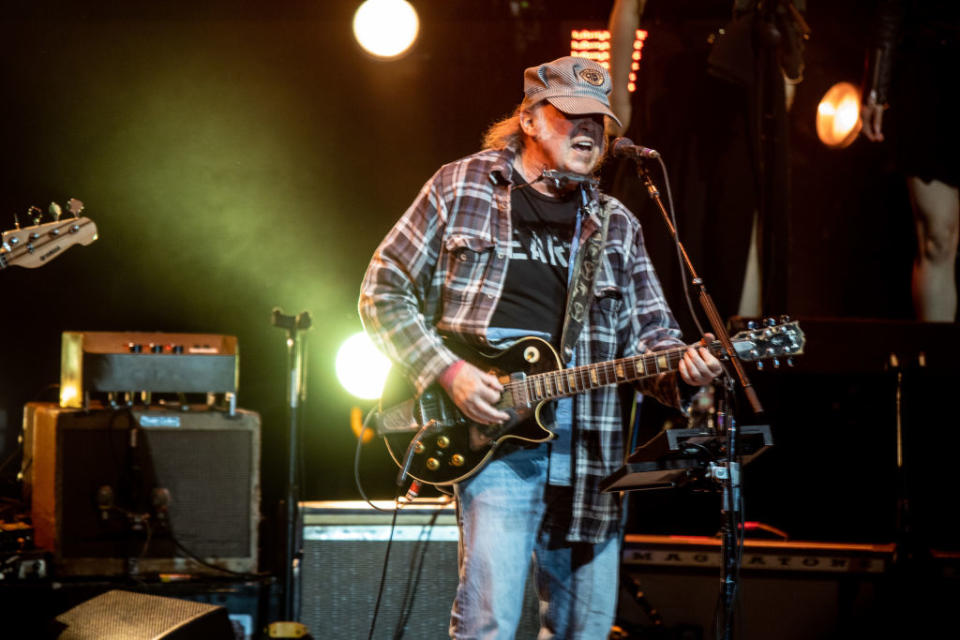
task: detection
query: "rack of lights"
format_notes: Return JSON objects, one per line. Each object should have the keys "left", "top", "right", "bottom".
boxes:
{"left": 570, "top": 28, "right": 647, "bottom": 92}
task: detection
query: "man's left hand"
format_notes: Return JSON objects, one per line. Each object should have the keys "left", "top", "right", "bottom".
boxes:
{"left": 678, "top": 333, "right": 724, "bottom": 386}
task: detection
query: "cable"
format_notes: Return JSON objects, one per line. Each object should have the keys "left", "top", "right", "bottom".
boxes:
{"left": 353, "top": 406, "right": 397, "bottom": 513}
{"left": 367, "top": 488, "right": 402, "bottom": 640}
{"left": 655, "top": 156, "right": 707, "bottom": 339}
{"left": 0, "top": 447, "right": 20, "bottom": 476}
{"left": 392, "top": 505, "right": 444, "bottom": 639}
{"left": 4, "top": 383, "right": 62, "bottom": 479}
{"left": 171, "top": 536, "right": 267, "bottom": 580}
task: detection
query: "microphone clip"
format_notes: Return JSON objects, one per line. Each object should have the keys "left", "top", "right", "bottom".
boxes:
{"left": 538, "top": 169, "right": 598, "bottom": 191}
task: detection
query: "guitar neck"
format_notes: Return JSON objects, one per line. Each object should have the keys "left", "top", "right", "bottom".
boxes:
{"left": 510, "top": 341, "right": 722, "bottom": 404}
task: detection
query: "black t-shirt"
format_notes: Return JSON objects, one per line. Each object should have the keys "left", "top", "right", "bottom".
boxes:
{"left": 490, "top": 172, "right": 580, "bottom": 343}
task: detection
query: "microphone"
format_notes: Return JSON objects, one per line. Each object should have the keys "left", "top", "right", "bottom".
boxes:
{"left": 611, "top": 137, "right": 660, "bottom": 160}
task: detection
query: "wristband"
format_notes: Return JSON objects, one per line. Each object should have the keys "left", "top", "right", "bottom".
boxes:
{"left": 438, "top": 359, "right": 466, "bottom": 390}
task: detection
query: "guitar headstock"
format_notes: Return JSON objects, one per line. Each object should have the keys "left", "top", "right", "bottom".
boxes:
{"left": 1, "top": 199, "right": 97, "bottom": 270}
{"left": 731, "top": 318, "right": 805, "bottom": 369}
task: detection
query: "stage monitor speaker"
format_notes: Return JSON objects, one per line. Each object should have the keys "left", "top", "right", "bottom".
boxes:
{"left": 23, "top": 402, "right": 260, "bottom": 576}
{"left": 299, "top": 500, "right": 540, "bottom": 639}
{"left": 52, "top": 589, "right": 235, "bottom": 640}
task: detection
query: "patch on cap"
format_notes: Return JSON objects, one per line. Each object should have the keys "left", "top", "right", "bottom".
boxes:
{"left": 578, "top": 68, "right": 604, "bottom": 87}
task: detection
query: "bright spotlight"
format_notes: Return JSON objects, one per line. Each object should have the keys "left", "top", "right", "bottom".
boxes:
{"left": 816, "top": 81, "right": 862, "bottom": 149}
{"left": 336, "top": 332, "right": 392, "bottom": 400}
{"left": 353, "top": 0, "right": 420, "bottom": 60}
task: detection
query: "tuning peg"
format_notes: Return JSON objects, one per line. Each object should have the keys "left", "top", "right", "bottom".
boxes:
{"left": 772, "top": 358, "right": 780, "bottom": 368}
{"left": 746, "top": 320, "right": 758, "bottom": 330}
{"left": 28, "top": 206, "right": 42, "bottom": 225}
{"left": 67, "top": 198, "right": 84, "bottom": 218}
{"left": 786, "top": 358, "right": 794, "bottom": 367}
{"left": 756, "top": 361, "right": 764, "bottom": 371}
{"left": 765, "top": 317, "right": 777, "bottom": 327}
{"left": 779, "top": 314, "right": 791, "bottom": 323}
{"left": 49, "top": 202, "right": 62, "bottom": 222}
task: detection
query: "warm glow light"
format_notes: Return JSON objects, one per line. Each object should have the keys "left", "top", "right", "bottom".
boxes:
{"left": 353, "top": 0, "right": 419, "bottom": 60}
{"left": 60, "top": 384, "right": 79, "bottom": 406}
{"left": 336, "top": 332, "right": 391, "bottom": 400}
{"left": 350, "top": 406, "right": 375, "bottom": 442}
{"left": 816, "top": 82, "right": 862, "bottom": 148}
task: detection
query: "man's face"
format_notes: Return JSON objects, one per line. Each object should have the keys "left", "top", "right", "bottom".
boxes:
{"left": 522, "top": 103, "right": 606, "bottom": 176}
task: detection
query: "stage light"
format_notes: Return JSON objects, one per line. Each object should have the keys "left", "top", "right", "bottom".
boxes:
{"left": 569, "top": 28, "right": 647, "bottom": 92}
{"left": 336, "top": 331, "right": 391, "bottom": 400}
{"left": 816, "top": 81, "right": 862, "bottom": 148}
{"left": 353, "top": 0, "right": 419, "bottom": 60}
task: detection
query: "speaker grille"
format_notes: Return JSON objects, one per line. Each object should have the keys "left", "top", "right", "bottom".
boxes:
{"left": 55, "top": 589, "right": 233, "bottom": 640}
{"left": 299, "top": 501, "right": 540, "bottom": 639}
{"left": 149, "top": 429, "right": 253, "bottom": 557}
{"left": 302, "top": 537, "right": 460, "bottom": 638}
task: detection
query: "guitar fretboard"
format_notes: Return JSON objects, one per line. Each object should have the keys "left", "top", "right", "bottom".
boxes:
{"left": 507, "top": 341, "right": 722, "bottom": 406}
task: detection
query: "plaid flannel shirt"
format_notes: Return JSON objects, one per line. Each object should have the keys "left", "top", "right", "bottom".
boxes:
{"left": 359, "top": 146, "right": 687, "bottom": 543}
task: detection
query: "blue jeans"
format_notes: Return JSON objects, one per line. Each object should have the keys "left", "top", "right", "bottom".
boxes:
{"left": 449, "top": 447, "right": 620, "bottom": 639}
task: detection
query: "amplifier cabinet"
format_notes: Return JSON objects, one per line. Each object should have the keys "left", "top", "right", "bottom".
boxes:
{"left": 23, "top": 402, "right": 260, "bottom": 576}
{"left": 298, "top": 500, "right": 540, "bottom": 639}
{"left": 59, "top": 331, "right": 239, "bottom": 408}
{"left": 618, "top": 535, "right": 895, "bottom": 640}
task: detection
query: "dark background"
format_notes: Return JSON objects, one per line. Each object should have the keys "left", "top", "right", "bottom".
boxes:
{"left": 0, "top": 0, "right": 953, "bottom": 564}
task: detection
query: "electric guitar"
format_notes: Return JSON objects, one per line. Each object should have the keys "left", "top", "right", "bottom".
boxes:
{"left": 1, "top": 199, "right": 97, "bottom": 270}
{"left": 375, "top": 320, "right": 805, "bottom": 486}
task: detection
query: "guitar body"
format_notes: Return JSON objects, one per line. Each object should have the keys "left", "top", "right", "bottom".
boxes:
{"left": 379, "top": 337, "right": 562, "bottom": 486}
{"left": 375, "top": 320, "right": 805, "bottom": 487}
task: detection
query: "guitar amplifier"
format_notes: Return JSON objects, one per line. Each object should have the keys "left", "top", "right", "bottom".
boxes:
{"left": 60, "top": 331, "right": 238, "bottom": 409}
{"left": 618, "top": 535, "right": 895, "bottom": 639}
{"left": 22, "top": 402, "right": 260, "bottom": 576}
{"left": 298, "top": 500, "right": 540, "bottom": 639}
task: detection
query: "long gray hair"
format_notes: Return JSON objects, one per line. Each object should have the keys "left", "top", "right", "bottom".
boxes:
{"left": 481, "top": 100, "right": 540, "bottom": 151}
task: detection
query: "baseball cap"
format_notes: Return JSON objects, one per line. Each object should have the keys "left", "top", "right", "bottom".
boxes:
{"left": 522, "top": 56, "right": 622, "bottom": 127}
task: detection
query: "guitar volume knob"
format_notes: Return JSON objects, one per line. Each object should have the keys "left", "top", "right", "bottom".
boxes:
{"left": 426, "top": 458, "right": 440, "bottom": 471}
{"left": 414, "top": 442, "right": 425, "bottom": 454}
{"left": 450, "top": 454, "right": 465, "bottom": 467}
{"left": 436, "top": 436, "right": 450, "bottom": 448}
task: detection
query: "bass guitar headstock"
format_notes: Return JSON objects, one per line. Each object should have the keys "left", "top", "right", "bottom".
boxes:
{"left": 1, "top": 198, "right": 97, "bottom": 270}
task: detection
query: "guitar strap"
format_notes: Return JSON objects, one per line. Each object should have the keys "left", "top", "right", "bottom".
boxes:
{"left": 558, "top": 184, "right": 611, "bottom": 364}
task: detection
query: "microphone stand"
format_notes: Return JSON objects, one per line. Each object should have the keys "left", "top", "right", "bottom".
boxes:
{"left": 631, "top": 158, "right": 763, "bottom": 640}
{"left": 269, "top": 308, "right": 312, "bottom": 639}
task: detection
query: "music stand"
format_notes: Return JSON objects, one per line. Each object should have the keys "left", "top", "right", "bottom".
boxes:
{"left": 600, "top": 425, "right": 773, "bottom": 494}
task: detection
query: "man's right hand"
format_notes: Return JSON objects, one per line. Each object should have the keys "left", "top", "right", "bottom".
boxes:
{"left": 438, "top": 361, "right": 510, "bottom": 425}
